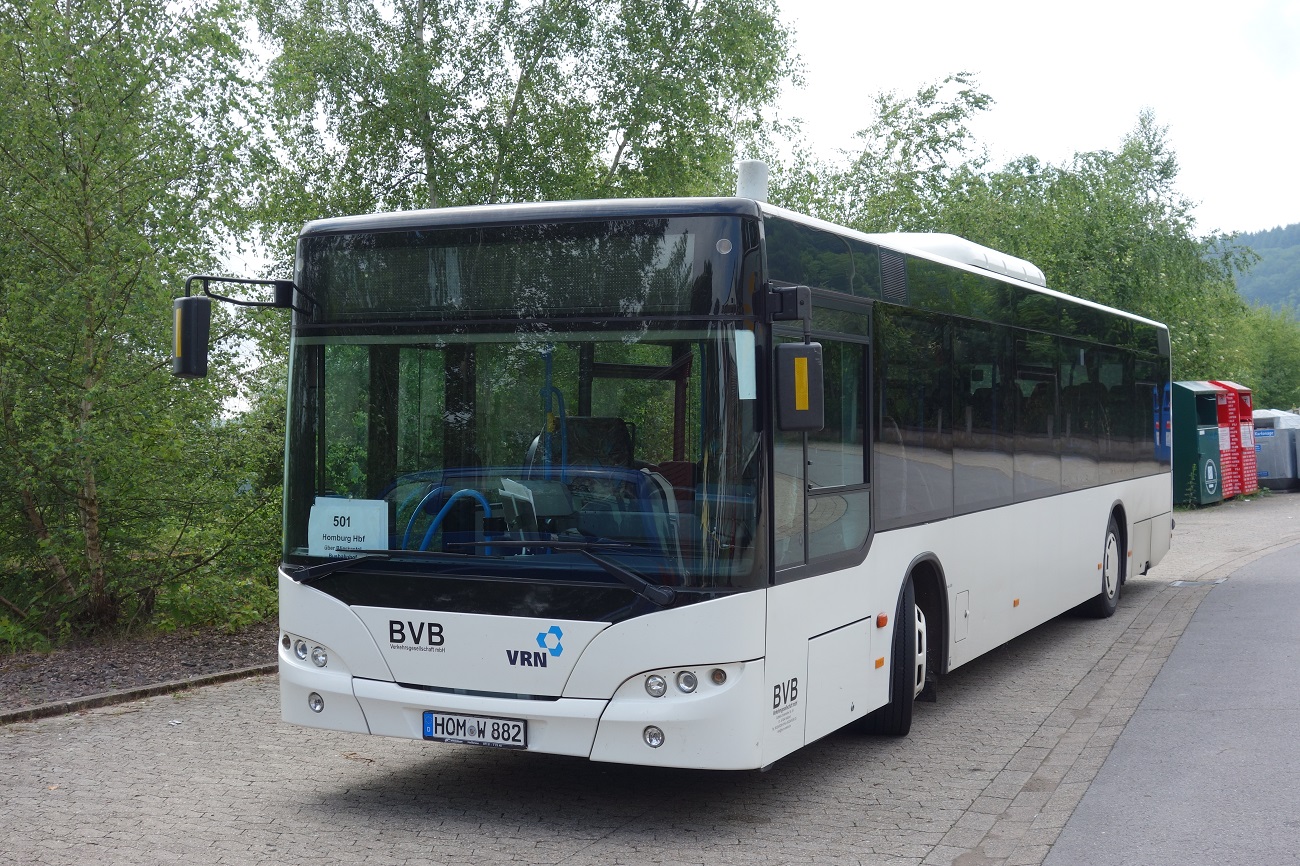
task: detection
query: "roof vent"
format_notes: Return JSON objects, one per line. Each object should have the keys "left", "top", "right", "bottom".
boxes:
{"left": 875, "top": 233, "right": 1047, "bottom": 287}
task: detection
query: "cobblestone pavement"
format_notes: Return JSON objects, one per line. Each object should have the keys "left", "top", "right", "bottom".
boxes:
{"left": 3, "top": 494, "right": 1298, "bottom": 866}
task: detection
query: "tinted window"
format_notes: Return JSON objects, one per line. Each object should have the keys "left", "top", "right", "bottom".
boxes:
{"left": 953, "top": 323, "right": 1014, "bottom": 513}
{"left": 875, "top": 309, "right": 953, "bottom": 528}
{"left": 765, "top": 217, "right": 881, "bottom": 298}
{"left": 298, "top": 216, "right": 742, "bottom": 323}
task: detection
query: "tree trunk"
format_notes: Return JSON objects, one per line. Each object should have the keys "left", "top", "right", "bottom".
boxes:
{"left": 77, "top": 407, "right": 113, "bottom": 625}
{"left": 18, "top": 489, "right": 78, "bottom": 598}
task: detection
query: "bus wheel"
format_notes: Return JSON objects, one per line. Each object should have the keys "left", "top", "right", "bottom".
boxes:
{"left": 1085, "top": 515, "right": 1124, "bottom": 618}
{"left": 857, "top": 577, "right": 920, "bottom": 736}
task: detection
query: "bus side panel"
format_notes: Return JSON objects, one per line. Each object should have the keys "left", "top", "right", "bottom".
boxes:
{"left": 761, "top": 563, "right": 894, "bottom": 765}
{"left": 866, "top": 475, "right": 1169, "bottom": 673}
{"left": 803, "top": 617, "right": 874, "bottom": 743}
{"left": 1149, "top": 511, "right": 1172, "bottom": 570}
{"left": 1130, "top": 517, "right": 1153, "bottom": 575}
{"left": 1128, "top": 468, "right": 1172, "bottom": 573}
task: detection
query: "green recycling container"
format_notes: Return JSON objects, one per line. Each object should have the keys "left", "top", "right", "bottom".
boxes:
{"left": 1172, "top": 382, "right": 1225, "bottom": 505}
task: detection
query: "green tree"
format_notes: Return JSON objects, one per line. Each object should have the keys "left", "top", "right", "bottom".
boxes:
{"left": 942, "top": 113, "right": 1256, "bottom": 380}
{"left": 253, "top": 0, "right": 798, "bottom": 253}
{"left": 772, "top": 72, "right": 992, "bottom": 232}
{"left": 0, "top": 0, "right": 269, "bottom": 644}
{"left": 1240, "top": 305, "right": 1300, "bottom": 410}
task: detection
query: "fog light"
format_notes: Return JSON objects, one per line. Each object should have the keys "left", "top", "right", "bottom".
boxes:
{"left": 311, "top": 646, "right": 328, "bottom": 668}
{"left": 643, "top": 725, "right": 665, "bottom": 748}
{"left": 307, "top": 692, "right": 324, "bottom": 713}
{"left": 294, "top": 639, "right": 309, "bottom": 660}
{"left": 711, "top": 668, "right": 727, "bottom": 686}
{"left": 676, "top": 671, "right": 697, "bottom": 693}
{"left": 282, "top": 634, "right": 291, "bottom": 650}
{"left": 645, "top": 674, "right": 667, "bottom": 698}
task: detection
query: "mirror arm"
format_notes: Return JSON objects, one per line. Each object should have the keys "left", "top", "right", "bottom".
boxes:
{"left": 184, "top": 274, "right": 316, "bottom": 315}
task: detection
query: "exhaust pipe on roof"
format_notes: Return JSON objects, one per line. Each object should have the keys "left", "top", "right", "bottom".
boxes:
{"left": 736, "top": 160, "right": 769, "bottom": 202}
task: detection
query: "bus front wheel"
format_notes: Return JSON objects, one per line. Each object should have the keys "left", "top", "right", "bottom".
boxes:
{"left": 1085, "top": 515, "right": 1124, "bottom": 618}
{"left": 857, "top": 577, "right": 922, "bottom": 737}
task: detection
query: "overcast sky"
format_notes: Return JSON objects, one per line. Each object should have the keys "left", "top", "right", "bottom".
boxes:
{"left": 775, "top": 0, "right": 1299, "bottom": 235}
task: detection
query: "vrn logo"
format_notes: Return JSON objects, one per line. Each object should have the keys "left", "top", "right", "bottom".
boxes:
{"left": 506, "top": 626, "right": 564, "bottom": 668}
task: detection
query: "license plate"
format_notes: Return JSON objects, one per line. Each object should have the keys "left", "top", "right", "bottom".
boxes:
{"left": 422, "top": 711, "right": 527, "bottom": 749}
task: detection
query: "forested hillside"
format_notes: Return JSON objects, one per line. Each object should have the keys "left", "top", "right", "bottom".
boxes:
{"left": 1236, "top": 223, "right": 1300, "bottom": 310}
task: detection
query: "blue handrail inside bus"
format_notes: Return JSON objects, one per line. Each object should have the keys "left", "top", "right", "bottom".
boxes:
{"left": 407, "top": 488, "right": 492, "bottom": 552}
{"left": 401, "top": 485, "right": 447, "bottom": 550}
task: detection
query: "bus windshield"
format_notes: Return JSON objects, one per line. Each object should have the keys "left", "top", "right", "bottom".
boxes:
{"left": 282, "top": 218, "right": 764, "bottom": 595}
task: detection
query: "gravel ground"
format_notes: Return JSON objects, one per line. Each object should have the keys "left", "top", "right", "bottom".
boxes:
{"left": 0, "top": 620, "right": 279, "bottom": 714}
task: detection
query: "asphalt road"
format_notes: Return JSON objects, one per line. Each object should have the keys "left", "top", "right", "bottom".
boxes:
{"left": 1045, "top": 541, "right": 1300, "bottom": 866}
{"left": 3, "top": 493, "right": 1298, "bottom": 866}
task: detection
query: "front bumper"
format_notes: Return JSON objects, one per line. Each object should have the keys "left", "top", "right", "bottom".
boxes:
{"left": 281, "top": 651, "right": 767, "bottom": 769}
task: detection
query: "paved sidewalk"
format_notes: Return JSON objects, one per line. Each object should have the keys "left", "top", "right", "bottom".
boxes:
{"left": 1044, "top": 538, "right": 1300, "bottom": 865}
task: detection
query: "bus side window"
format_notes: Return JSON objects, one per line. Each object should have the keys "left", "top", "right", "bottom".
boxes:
{"left": 875, "top": 309, "right": 953, "bottom": 529}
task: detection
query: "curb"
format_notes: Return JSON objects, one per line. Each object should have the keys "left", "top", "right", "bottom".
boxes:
{"left": 1179, "top": 532, "right": 1300, "bottom": 584}
{"left": 0, "top": 663, "right": 277, "bottom": 726}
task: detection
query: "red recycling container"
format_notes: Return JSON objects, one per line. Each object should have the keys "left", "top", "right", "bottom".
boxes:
{"left": 1212, "top": 380, "right": 1257, "bottom": 495}
{"left": 1211, "top": 385, "right": 1241, "bottom": 498}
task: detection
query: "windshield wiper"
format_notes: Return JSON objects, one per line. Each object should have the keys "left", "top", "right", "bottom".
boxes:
{"left": 286, "top": 551, "right": 390, "bottom": 584}
{"left": 286, "top": 547, "right": 454, "bottom": 584}
{"left": 452, "top": 538, "right": 677, "bottom": 607}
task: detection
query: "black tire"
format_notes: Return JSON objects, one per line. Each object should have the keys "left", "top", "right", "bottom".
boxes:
{"left": 857, "top": 577, "right": 917, "bottom": 736}
{"left": 1085, "top": 515, "right": 1124, "bottom": 618}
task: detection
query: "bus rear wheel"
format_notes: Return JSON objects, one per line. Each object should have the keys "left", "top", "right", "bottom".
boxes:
{"left": 1085, "top": 515, "right": 1124, "bottom": 618}
{"left": 857, "top": 577, "right": 924, "bottom": 736}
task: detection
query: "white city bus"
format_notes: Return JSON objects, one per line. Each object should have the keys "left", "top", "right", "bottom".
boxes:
{"left": 175, "top": 183, "right": 1172, "bottom": 770}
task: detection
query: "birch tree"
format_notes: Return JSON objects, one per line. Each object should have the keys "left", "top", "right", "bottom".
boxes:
{"left": 0, "top": 0, "right": 262, "bottom": 641}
